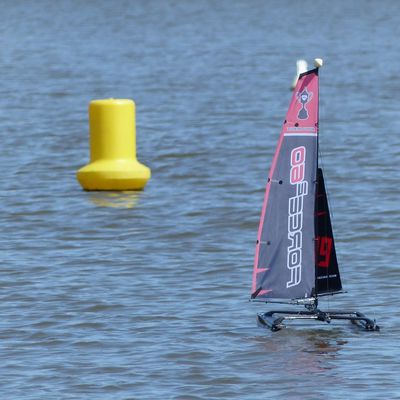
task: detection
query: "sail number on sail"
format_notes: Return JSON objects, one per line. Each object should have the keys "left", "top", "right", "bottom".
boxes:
{"left": 287, "top": 146, "right": 308, "bottom": 288}
{"left": 316, "top": 236, "right": 333, "bottom": 267}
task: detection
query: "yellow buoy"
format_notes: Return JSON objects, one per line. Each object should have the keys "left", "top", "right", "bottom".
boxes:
{"left": 77, "top": 99, "right": 151, "bottom": 191}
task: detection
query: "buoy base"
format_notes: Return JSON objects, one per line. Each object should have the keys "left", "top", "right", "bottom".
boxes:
{"left": 77, "top": 159, "right": 151, "bottom": 191}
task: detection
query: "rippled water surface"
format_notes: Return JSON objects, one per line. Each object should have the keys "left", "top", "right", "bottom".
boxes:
{"left": 1, "top": 1, "right": 400, "bottom": 399}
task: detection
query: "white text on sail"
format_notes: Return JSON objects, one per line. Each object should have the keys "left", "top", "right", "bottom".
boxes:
{"left": 287, "top": 146, "right": 308, "bottom": 288}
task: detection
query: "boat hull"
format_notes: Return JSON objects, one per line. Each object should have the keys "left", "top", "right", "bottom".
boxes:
{"left": 257, "top": 309, "right": 380, "bottom": 332}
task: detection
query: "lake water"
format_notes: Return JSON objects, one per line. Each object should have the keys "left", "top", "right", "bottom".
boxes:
{"left": 1, "top": 1, "right": 399, "bottom": 398}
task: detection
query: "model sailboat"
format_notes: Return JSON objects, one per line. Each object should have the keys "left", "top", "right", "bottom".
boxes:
{"left": 251, "top": 59, "right": 379, "bottom": 331}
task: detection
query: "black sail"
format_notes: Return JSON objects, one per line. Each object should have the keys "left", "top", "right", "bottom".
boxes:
{"left": 315, "top": 168, "right": 342, "bottom": 294}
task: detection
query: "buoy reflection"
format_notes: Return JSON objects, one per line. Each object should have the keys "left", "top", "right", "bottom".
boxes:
{"left": 87, "top": 191, "right": 142, "bottom": 209}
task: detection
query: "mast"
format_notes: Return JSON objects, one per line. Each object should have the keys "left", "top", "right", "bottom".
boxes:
{"left": 314, "top": 58, "right": 322, "bottom": 302}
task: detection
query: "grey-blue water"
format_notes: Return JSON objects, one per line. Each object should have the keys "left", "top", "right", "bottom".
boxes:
{"left": 1, "top": 1, "right": 399, "bottom": 398}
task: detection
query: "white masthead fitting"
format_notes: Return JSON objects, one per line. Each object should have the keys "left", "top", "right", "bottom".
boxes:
{"left": 314, "top": 58, "right": 324, "bottom": 68}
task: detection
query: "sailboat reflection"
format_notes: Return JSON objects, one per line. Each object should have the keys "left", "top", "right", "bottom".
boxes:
{"left": 253, "top": 330, "right": 347, "bottom": 375}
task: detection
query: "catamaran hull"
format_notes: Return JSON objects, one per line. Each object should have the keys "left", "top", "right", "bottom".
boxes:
{"left": 257, "top": 309, "right": 380, "bottom": 332}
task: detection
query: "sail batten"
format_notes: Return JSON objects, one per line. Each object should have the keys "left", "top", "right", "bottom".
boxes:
{"left": 252, "top": 69, "right": 319, "bottom": 301}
